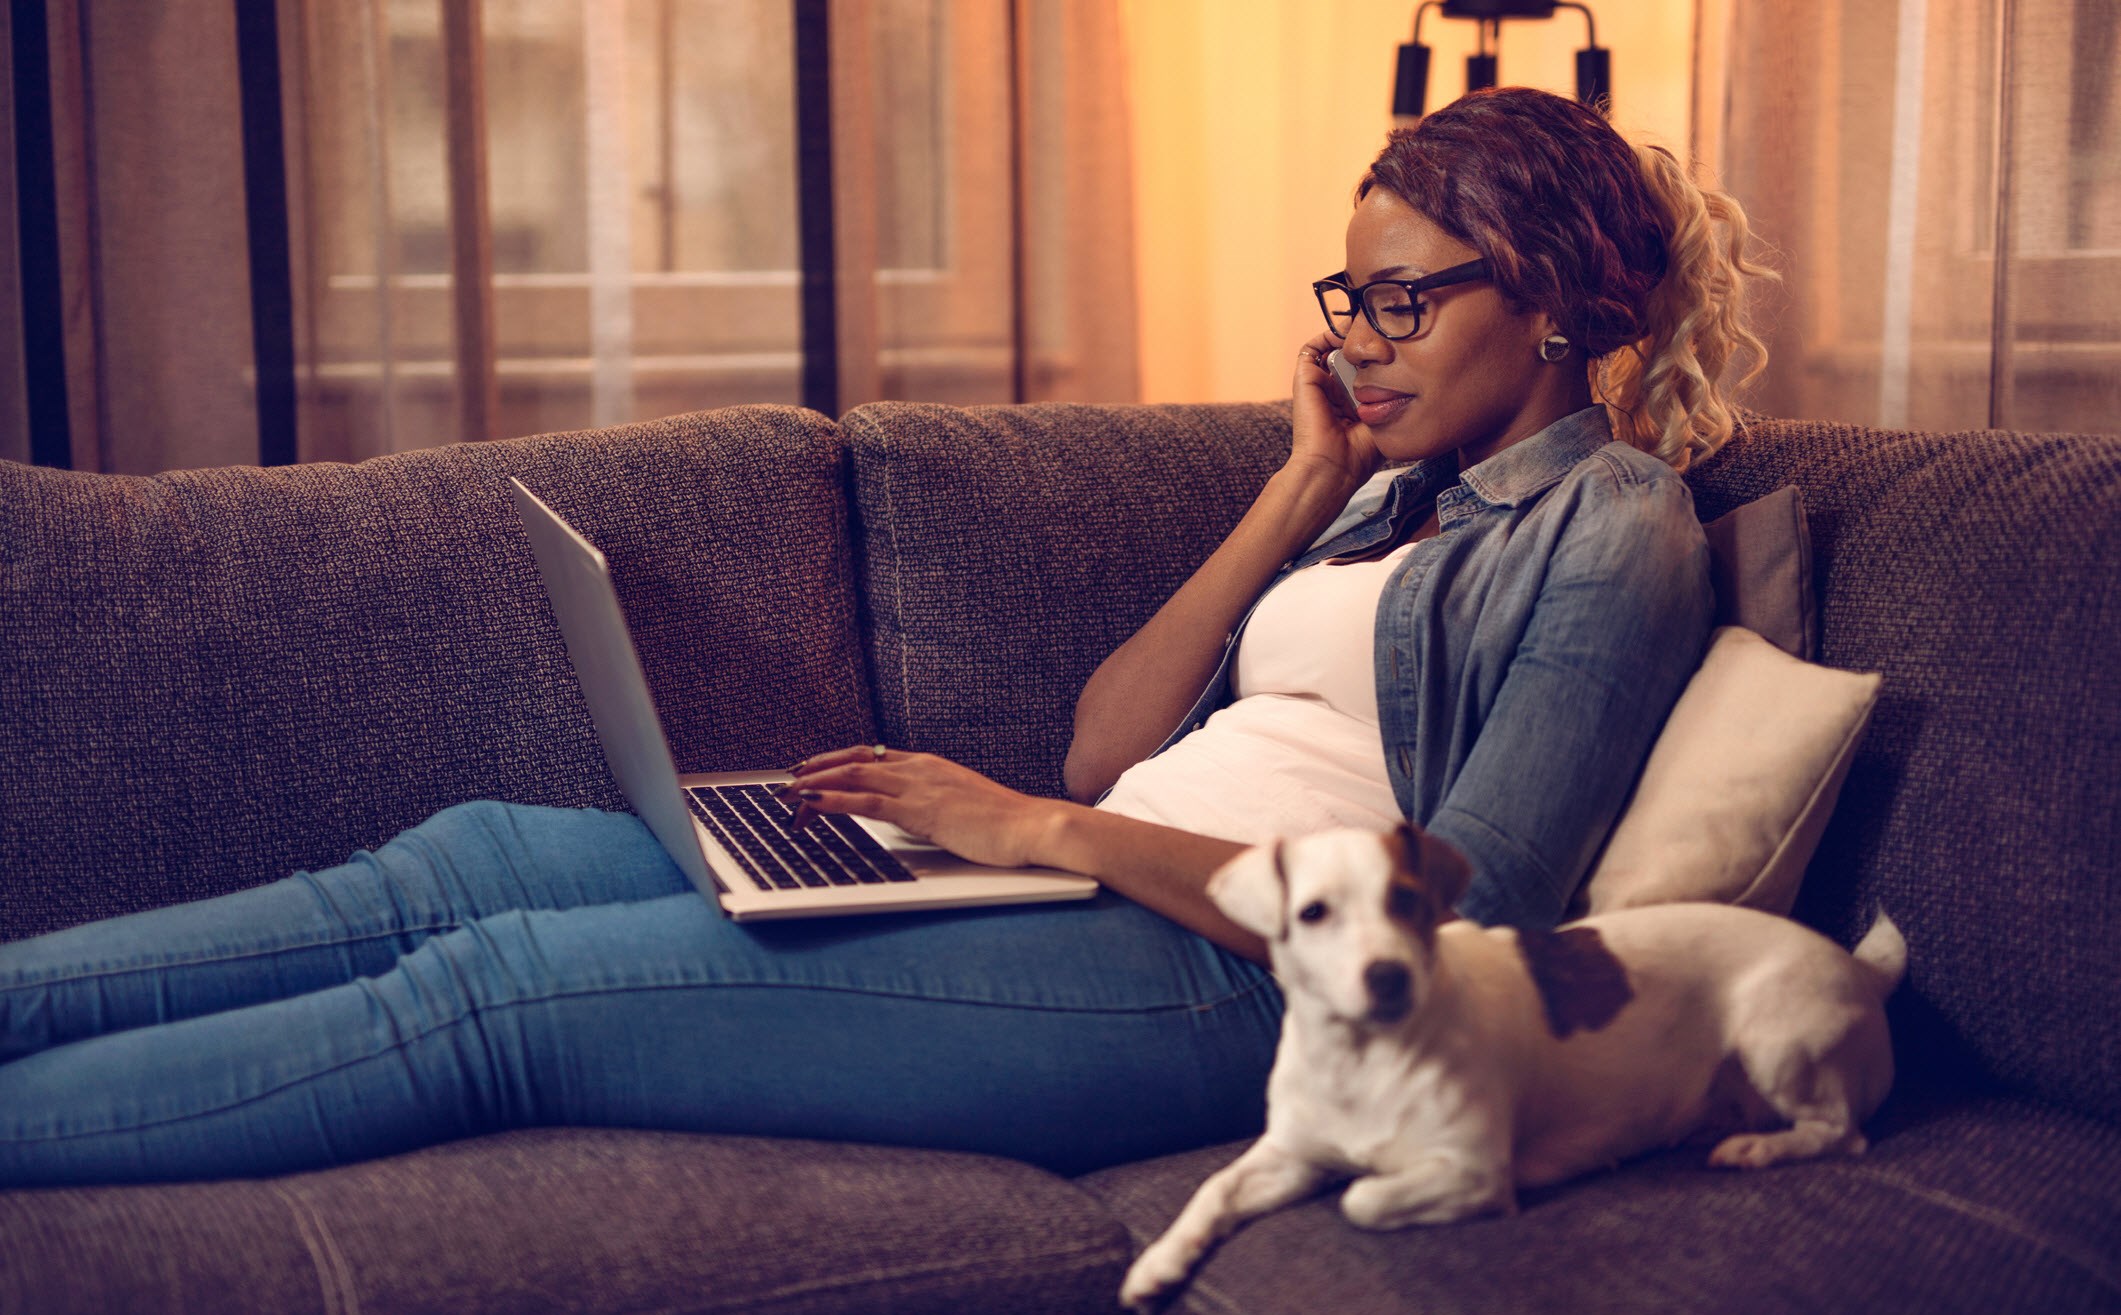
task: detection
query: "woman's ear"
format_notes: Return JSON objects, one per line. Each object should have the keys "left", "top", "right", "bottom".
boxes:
{"left": 1206, "top": 842, "right": 1290, "bottom": 941}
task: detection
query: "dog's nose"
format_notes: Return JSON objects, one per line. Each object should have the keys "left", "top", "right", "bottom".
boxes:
{"left": 1365, "top": 960, "right": 1411, "bottom": 1009}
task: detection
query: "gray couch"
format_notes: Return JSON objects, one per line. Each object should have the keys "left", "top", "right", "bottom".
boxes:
{"left": 2, "top": 400, "right": 2117, "bottom": 1314}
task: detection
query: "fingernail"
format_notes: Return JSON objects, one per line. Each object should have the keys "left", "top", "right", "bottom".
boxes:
{"left": 789, "top": 759, "right": 809, "bottom": 775}
{"left": 797, "top": 790, "right": 820, "bottom": 800}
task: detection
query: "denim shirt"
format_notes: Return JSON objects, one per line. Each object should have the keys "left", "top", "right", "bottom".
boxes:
{"left": 1149, "top": 406, "right": 1712, "bottom": 929}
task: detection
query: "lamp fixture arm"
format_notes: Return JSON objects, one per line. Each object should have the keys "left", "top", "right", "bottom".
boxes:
{"left": 1412, "top": 0, "right": 1441, "bottom": 44}
{"left": 1555, "top": 0, "right": 1598, "bottom": 49}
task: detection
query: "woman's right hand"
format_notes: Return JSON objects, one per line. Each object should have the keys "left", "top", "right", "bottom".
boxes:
{"left": 1287, "top": 331, "right": 1382, "bottom": 497}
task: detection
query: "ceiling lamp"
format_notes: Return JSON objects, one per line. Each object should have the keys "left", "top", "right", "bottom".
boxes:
{"left": 1393, "top": 1, "right": 1610, "bottom": 125}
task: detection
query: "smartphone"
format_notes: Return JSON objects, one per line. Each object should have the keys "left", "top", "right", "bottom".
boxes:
{"left": 1325, "top": 349, "right": 1362, "bottom": 422}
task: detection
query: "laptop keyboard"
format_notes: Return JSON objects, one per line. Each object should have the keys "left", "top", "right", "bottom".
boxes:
{"left": 685, "top": 783, "right": 917, "bottom": 892}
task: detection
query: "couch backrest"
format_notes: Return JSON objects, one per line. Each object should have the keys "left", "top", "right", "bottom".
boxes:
{"left": 0, "top": 405, "right": 871, "bottom": 941}
{"left": 841, "top": 400, "right": 1294, "bottom": 799}
{"left": 1687, "top": 415, "right": 2121, "bottom": 1122}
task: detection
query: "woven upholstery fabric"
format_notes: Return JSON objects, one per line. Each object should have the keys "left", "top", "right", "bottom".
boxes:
{"left": 0, "top": 1129, "right": 1132, "bottom": 1315}
{"left": 1082, "top": 1090, "right": 2121, "bottom": 1315}
{"left": 0, "top": 406, "right": 871, "bottom": 941}
{"left": 1685, "top": 416, "right": 2121, "bottom": 1122}
{"left": 843, "top": 400, "right": 1291, "bottom": 798}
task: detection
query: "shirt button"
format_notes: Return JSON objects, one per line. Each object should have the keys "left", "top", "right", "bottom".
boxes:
{"left": 1192, "top": 721, "right": 1204, "bottom": 732}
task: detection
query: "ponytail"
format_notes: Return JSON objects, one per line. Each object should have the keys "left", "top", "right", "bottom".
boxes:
{"left": 1598, "top": 145, "right": 1777, "bottom": 471}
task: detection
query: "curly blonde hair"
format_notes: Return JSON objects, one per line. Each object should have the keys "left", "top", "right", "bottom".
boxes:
{"left": 1358, "top": 89, "right": 1775, "bottom": 470}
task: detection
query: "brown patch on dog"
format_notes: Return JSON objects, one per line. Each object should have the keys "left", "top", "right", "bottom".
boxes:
{"left": 1384, "top": 873, "right": 1441, "bottom": 949}
{"left": 1515, "top": 927, "right": 1633, "bottom": 1039}
{"left": 1383, "top": 824, "right": 1472, "bottom": 918}
{"left": 1380, "top": 825, "right": 1474, "bottom": 950}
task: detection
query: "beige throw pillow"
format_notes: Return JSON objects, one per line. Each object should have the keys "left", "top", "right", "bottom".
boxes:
{"left": 1570, "top": 626, "right": 1882, "bottom": 918}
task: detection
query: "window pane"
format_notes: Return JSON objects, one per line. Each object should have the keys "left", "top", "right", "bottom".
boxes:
{"left": 665, "top": 0, "right": 797, "bottom": 272}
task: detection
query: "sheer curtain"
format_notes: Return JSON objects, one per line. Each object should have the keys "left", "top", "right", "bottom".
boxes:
{"left": 3, "top": 0, "right": 1138, "bottom": 473}
{"left": 289, "top": 0, "right": 1139, "bottom": 463}
{"left": 1706, "top": 0, "right": 2120, "bottom": 434}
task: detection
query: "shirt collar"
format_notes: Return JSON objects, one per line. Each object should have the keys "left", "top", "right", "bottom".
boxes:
{"left": 1430, "top": 405, "right": 1615, "bottom": 526}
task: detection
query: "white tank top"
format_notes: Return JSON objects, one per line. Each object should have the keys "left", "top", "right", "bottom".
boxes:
{"left": 1096, "top": 543, "right": 1413, "bottom": 844}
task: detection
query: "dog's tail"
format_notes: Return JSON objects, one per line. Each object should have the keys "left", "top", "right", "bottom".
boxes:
{"left": 1851, "top": 908, "right": 1907, "bottom": 1000}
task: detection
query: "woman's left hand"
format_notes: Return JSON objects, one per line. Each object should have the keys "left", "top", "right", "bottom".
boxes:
{"left": 781, "top": 747, "right": 1074, "bottom": 871}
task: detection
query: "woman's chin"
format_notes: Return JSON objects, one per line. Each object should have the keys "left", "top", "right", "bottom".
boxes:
{"left": 1368, "top": 418, "right": 1447, "bottom": 466}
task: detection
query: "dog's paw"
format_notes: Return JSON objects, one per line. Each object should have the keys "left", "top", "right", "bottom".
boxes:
{"left": 1706, "top": 1133, "right": 1775, "bottom": 1169}
{"left": 1708, "top": 1124, "right": 1866, "bottom": 1169}
{"left": 1119, "top": 1242, "right": 1194, "bottom": 1314}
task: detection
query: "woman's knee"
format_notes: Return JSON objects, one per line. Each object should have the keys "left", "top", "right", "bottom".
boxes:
{"left": 394, "top": 801, "right": 686, "bottom": 909}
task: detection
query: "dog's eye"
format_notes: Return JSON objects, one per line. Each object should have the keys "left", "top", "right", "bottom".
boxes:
{"left": 1297, "top": 900, "right": 1329, "bottom": 925}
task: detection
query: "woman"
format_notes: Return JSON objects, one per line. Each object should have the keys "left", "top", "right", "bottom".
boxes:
{"left": 0, "top": 89, "right": 1768, "bottom": 1186}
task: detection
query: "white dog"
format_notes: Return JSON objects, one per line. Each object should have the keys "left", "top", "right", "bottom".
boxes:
{"left": 1120, "top": 824, "right": 1905, "bottom": 1313}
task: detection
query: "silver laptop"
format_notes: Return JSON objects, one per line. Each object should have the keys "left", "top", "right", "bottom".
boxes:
{"left": 509, "top": 478, "right": 1099, "bottom": 921}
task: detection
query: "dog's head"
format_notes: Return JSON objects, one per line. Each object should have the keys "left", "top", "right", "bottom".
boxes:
{"left": 1210, "top": 824, "right": 1470, "bottom": 1026}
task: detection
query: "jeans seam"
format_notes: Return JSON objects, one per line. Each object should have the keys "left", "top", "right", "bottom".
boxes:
{"left": 2, "top": 974, "right": 1281, "bottom": 1145}
{"left": 7, "top": 922, "right": 464, "bottom": 989}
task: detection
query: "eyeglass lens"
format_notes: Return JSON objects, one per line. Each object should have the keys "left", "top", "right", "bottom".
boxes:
{"left": 1318, "top": 283, "right": 1422, "bottom": 340}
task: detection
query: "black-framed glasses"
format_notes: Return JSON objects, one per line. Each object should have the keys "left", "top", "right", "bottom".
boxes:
{"left": 1312, "top": 258, "right": 1490, "bottom": 342}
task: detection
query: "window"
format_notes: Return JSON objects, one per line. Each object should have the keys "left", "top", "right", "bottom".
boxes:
{"left": 294, "top": 0, "right": 1021, "bottom": 459}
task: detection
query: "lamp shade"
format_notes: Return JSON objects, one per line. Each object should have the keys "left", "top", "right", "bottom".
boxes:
{"left": 1393, "top": 42, "right": 1431, "bottom": 119}
{"left": 1576, "top": 45, "right": 1611, "bottom": 109}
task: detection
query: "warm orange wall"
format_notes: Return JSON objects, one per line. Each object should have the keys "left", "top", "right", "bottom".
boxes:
{"left": 1119, "top": 0, "right": 1698, "bottom": 404}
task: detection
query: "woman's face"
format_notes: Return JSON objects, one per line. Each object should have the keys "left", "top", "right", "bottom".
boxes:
{"left": 1337, "top": 188, "right": 1571, "bottom": 469}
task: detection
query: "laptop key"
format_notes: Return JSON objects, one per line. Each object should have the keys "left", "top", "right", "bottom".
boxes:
{"left": 689, "top": 790, "right": 803, "bottom": 889}
{"left": 835, "top": 818, "right": 918, "bottom": 883}
{"left": 691, "top": 783, "right": 917, "bottom": 891}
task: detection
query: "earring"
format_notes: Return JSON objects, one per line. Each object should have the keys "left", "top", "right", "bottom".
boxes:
{"left": 1539, "top": 334, "right": 1571, "bottom": 363}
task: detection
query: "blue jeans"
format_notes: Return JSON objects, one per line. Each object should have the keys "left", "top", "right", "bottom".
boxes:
{"left": 0, "top": 802, "right": 1281, "bottom": 1186}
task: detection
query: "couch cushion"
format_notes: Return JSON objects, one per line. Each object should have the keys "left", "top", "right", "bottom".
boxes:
{"left": 1702, "top": 484, "right": 1816, "bottom": 659}
{"left": 1080, "top": 1089, "right": 2121, "bottom": 1315}
{"left": 1684, "top": 417, "right": 2121, "bottom": 1124}
{"left": 0, "top": 1129, "right": 1132, "bottom": 1315}
{"left": 1570, "top": 625, "right": 1881, "bottom": 918}
{"left": 842, "top": 400, "right": 1291, "bottom": 797}
{"left": 0, "top": 406, "right": 872, "bottom": 941}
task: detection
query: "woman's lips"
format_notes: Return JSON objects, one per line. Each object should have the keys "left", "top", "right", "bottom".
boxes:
{"left": 1355, "top": 388, "right": 1412, "bottom": 426}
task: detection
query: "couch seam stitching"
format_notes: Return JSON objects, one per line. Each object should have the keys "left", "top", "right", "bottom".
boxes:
{"left": 267, "top": 1180, "right": 361, "bottom": 1315}
{"left": 641, "top": 1237, "right": 1125, "bottom": 1314}
{"left": 881, "top": 425, "right": 915, "bottom": 746}
{"left": 1853, "top": 1165, "right": 2121, "bottom": 1293}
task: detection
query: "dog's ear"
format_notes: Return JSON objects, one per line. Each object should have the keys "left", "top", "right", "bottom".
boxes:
{"left": 1395, "top": 822, "right": 1472, "bottom": 911}
{"left": 1207, "top": 841, "right": 1290, "bottom": 941}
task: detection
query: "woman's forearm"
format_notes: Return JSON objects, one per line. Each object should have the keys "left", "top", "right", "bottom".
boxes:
{"left": 784, "top": 747, "right": 1264, "bottom": 961}
{"left": 1035, "top": 803, "right": 1264, "bottom": 965}
{"left": 1062, "top": 463, "right": 1357, "bottom": 804}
